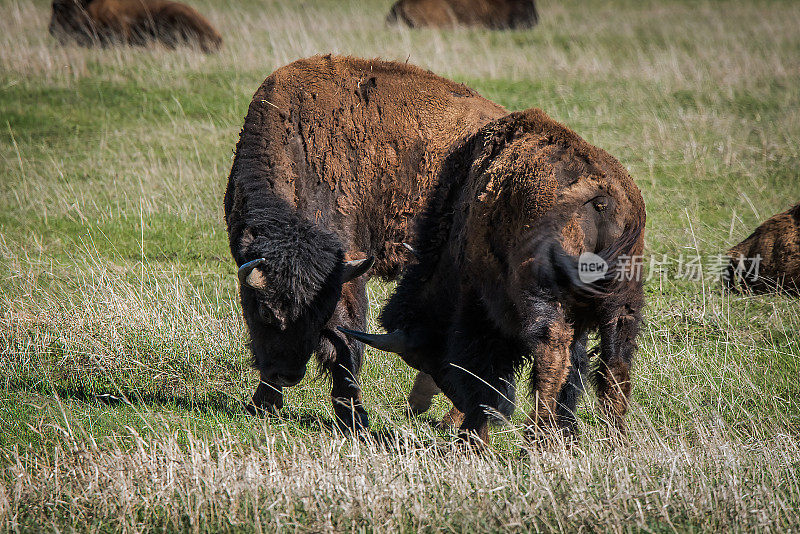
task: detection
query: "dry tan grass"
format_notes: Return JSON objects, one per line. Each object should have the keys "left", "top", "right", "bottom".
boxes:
{"left": 1, "top": 241, "right": 799, "bottom": 531}
{"left": 3, "top": 0, "right": 800, "bottom": 87}
{"left": 2, "top": 409, "right": 799, "bottom": 532}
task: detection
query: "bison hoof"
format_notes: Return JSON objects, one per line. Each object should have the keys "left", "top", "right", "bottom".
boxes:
{"left": 523, "top": 424, "right": 578, "bottom": 449}
{"left": 455, "top": 429, "right": 489, "bottom": 451}
{"left": 605, "top": 422, "right": 628, "bottom": 447}
{"left": 244, "top": 402, "right": 280, "bottom": 418}
{"left": 437, "top": 406, "right": 465, "bottom": 429}
{"left": 333, "top": 402, "right": 370, "bottom": 433}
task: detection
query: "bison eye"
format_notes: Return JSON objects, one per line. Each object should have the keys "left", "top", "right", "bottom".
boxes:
{"left": 589, "top": 196, "right": 610, "bottom": 212}
{"left": 585, "top": 195, "right": 610, "bottom": 213}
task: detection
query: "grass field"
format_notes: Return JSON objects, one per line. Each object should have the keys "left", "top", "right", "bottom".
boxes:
{"left": 2, "top": 0, "right": 800, "bottom": 531}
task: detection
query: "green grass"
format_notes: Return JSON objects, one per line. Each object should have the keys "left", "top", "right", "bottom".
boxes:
{"left": 2, "top": 0, "right": 800, "bottom": 531}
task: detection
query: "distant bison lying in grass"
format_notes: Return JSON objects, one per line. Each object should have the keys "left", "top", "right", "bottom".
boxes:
{"left": 342, "top": 109, "right": 646, "bottom": 443}
{"left": 49, "top": 0, "right": 222, "bottom": 52}
{"left": 387, "top": 0, "right": 538, "bottom": 29}
{"left": 724, "top": 202, "right": 800, "bottom": 295}
{"left": 225, "top": 55, "right": 506, "bottom": 430}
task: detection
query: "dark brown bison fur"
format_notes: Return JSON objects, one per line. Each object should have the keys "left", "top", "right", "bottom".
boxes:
{"left": 49, "top": 0, "right": 222, "bottom": 52}
{"left": 225, "top": 55, "right": 507, "bottom": 430}
{"left": 387, "top": 0, "right": 538, "bottom": 29}
{"left": 724, "top": 203, "right": 800, "bottom": 295}
{"left": 342, "top": 109, "right": 646, "bottom": 443}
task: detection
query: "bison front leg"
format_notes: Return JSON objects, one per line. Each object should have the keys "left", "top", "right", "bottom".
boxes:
{"left": 524, "top": 312, "right": 573, "bottom": 442}
{"left": 329, "top": 345, "right": 369, "bottom": 433}
{"left": 407, "top": 371, "right": 465, "bottom": 430}
{"left": 437, "top": 298, "right": 518, "bottom": 445}
{"left": 594, "top": 309, "right": 641, "bottom": 437}
{"left": 407, "top": 371, "right": 441, "bottom": 415}
{"left": 246, "top": 369, "right": 283, "bottom": 416}
{"left": 321, "top": 279, "right": 370, "bottom": 432}
{"left": 450, "top": 355, "right": 516, "bottom": 445}
{"left": 554, "top": 332, "right": 589, "bottom": 438}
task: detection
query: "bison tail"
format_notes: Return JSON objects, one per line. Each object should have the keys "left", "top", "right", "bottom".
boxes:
{"left": 533, "top": 220, "right": 644, "bottom": 304}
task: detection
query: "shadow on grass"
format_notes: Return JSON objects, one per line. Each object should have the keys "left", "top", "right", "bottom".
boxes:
{"left": 44, "top": 385, "right": 251, "bottom": 418}
{"left": 62, "top": 386, "right": 354, "bottom": 434}
{"left": 23, "top": 384, "right": 463, "bottom": 448}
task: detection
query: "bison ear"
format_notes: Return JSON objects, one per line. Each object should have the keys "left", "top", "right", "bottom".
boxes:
{"left": 238, "top": 257, "right": 268, "bottom": 290}
{"left": 342, "top": 256, "right": 375, "bottom": 283}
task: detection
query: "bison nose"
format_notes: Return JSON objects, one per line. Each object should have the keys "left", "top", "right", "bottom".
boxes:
{"left": 272, "top": 370, "right": 306, "bottom": 387}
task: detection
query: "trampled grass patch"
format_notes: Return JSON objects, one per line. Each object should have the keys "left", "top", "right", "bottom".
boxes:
{"left": 1, "top": 0, "right": 799, "bottom": 531}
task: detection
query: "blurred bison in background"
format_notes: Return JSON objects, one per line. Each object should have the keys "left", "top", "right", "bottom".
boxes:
{"left": 49, "top": 0, "right": 222, "bottom": 52}
{"left": 342, "top": 109, "right": 646, "bottom": 444}
{"left": 724, "top": 202, "right": 800, "bottom": 295}
{"left": 387, "top": 0, "right": 538, "bottom": 29}
{"left": 225, "top": 55, "right": 506, "bottom": 430}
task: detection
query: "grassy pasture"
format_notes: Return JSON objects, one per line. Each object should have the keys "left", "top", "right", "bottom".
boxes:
{"left": 1, "top": 0, "right": 800, "bottom": 531}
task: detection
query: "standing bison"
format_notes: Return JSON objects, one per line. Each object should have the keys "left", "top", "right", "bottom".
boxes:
{"left": 225, "top": 55, "right": 506, "bottom": 430}
{"left": 387, "top": 0, "right": 538, "bottom": 30}
{"left": 342, "top": 109, "right": 646, "bottom": 443}
{"left": 724, "top": 202, "right": 800, "bottom": 295}
{"left": 49, "top": 0, "right": 222, "bottom": 52}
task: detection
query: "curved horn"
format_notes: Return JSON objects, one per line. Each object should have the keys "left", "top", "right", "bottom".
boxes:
{"left": 402, "top": 242, "right": 420, "bottom": 259}
{"left": 342, "top": 256, "right": 375, "bottom": 283}
{"left": 237, "top": 257, "right": 267, "bottom": 289}
{"left": 337, "top": 326, "right": 410, "bottom": 354}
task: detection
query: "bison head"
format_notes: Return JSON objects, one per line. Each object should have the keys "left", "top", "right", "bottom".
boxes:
{"left": 235, "top": 226, "right": 373, "bottom": 387}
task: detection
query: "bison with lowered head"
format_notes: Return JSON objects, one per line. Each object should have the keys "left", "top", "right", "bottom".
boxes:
{"left": 342, "top": 109, "right": 646, "bottom": 443}
{"left": 49, "top": 0, "right": 222, "bottom": 52}
{"left": 225, "top": 55, "right": 506, "bottom": 430}
{"left": 724, "top": 202, "right": 800, "bottom": 295}
{"left": 387, "top": 0, "right": 538, "bottom": 30}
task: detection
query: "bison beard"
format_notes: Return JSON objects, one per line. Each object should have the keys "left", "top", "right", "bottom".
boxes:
{"left": 341, "top": 109, "right": 646, "bottom": 444}
{"left": 387, "top": 0, "right": 538, "bottom": 29}
{"left": 49, "top": 0, "right": 222, "bottom": 52}
{"left": 723, "top": 202, "right": 800, "bottom": 295}
{"left": 225, "top": 55, "right": 506, "bottom": 431}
